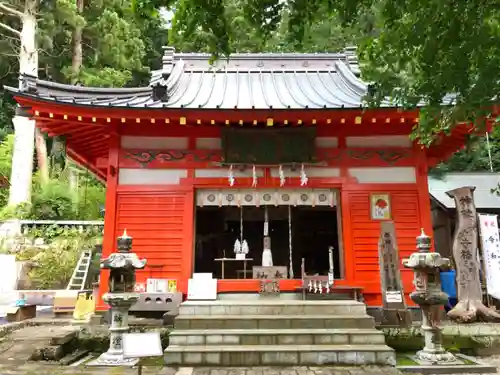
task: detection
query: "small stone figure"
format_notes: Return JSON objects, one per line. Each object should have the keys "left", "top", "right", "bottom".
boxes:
{"left": 402, "top": 229, "right": 456, "bottom": 364}
{"left": 88, "top": 230, "right": 146, "bottom": 367}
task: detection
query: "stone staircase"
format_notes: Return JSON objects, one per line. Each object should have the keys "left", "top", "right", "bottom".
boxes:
{"left": 164, "top": 299, "right": 396, "bottom": 366}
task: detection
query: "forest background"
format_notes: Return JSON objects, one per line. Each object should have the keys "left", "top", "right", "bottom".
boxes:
{"left": 0, "top": 0, "right": 498, "bottom": 222}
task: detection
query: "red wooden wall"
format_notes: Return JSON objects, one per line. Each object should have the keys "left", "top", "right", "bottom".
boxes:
{"left": 343, "top": 189, "right": 422, "bottom": 305}
{"left": 113, "top": 191, "right": 194, "bottom": 294}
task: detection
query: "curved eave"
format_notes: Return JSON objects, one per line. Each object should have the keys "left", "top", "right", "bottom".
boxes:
{"left": 11, "top": 92, "right": 419, "bottom": 117}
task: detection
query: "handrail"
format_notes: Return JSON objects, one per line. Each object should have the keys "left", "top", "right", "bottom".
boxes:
{"left": 19, "top": 220, "right": 104, "bottom": 225}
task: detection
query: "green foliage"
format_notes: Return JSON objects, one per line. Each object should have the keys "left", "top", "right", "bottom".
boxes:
{"left": 0, "top": 167, "right": 106, "bottom": 221}
{"left": 166, "top": 0, "right": 500, "bottom": 143}
{"left": 0, "top": 1, "right": 165, "bottom": 221}
{"left": 0, "top": 134, "right": 13, "bottom": 207}
{"left": 34, "top": 0, "right": 165, "bottom": 87}
{"left": 170, "top": 0, "right": 362, "bottom": 54}
{"left": 15, "top": 228, "right": 101, "bottom": 289}
{"left": 430, "top": 126, "right": 500, "bottom": 178}
{"left": 30, "top": 176, "right": 75, "bottom": 220}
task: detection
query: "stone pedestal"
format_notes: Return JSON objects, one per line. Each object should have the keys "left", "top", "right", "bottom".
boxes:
{"left": 88, "top": 293, "right": 139, "bottom": 366}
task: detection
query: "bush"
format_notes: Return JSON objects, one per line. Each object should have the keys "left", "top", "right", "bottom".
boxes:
{"left": 30, "top": 179, "right": 76, "bottom": 220}
{"left": 0, "top": 134, "right": 14, "bottom": 208}
{"left": 0, "top": 168, "right": 106, "bottom": 221}
{"left": 15, "top": 229, "right": 102, "bottom": 289}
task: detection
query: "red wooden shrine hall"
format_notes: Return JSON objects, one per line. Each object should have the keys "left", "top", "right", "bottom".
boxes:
{"left": 5, "top": 47, "right": 487, "bottom": 310}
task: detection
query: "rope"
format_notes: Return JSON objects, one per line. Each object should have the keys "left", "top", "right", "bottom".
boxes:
{"left": 240, "top": 205, "right": 243, "bottom": 243}
{"left": 288, "top": 205, "right": 294, "bottom": 279}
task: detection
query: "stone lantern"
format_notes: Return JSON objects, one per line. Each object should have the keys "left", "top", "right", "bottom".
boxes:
{"left": 402, "top": 229, "right": 457, "bottom": 364}
{"left": 89, "top": 230, "right": 146, "bottom": 366}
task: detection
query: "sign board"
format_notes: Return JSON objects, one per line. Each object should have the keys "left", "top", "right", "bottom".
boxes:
{"left": 146, "top": 278, "right": 177, "bottom": 293}
{"left": 478, "top": 214, "right": 500, "bottom": 300}
{"left": 386, "top": 291, "right": 403, "bottom": 303}
{"left": 188, "top": 277, "right": 217, "bottom": 300}
{"left": 167, "top": 279, "right": 177, "bottom": 293}
{"left": 328, "top": 272, "right": 334, "bottom": 285}
{"left": 123, "top": 332, "right": 163, "bottom": 359}
{"left": 221, "top": 128, "right": 316, "bottom": 165}
{"left": 377, "top": 221, "right": 411, "bottom": 327}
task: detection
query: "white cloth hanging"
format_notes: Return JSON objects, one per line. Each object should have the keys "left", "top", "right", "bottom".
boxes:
{"left": 241, "top": 240, "right": 249, "bottom": 254}
{"left": 233, "top": 239, "right": 241, "bottom": 254}
{"left": 262, "top": 248, "right": 273, "bottom": 267}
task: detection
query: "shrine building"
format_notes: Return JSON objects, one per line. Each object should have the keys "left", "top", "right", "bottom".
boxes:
{"left": 6, "top": 47, "right": 476, "bottom": 310}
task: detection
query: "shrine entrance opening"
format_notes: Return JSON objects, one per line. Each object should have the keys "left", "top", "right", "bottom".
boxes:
{"left": 194, "top": 189, "right": 343, "bottom": 281}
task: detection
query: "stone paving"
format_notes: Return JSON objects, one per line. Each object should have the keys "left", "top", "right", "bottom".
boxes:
{"left": 0, "top": 359, "right": 499, "bottom": 375}
{"left": 0, "top": 365, "right": 408, "bottom": 375}
{"left": 1, "top": 361, "right": 500, "bottom": 375}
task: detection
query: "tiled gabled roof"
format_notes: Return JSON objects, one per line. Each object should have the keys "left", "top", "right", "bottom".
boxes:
{"left": 6, "top": 47, "right": 392, "bottom": 110}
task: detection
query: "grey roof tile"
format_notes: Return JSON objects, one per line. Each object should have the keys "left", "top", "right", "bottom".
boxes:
{"left": 5, "top": 47, "right": 399, "bottom": 110}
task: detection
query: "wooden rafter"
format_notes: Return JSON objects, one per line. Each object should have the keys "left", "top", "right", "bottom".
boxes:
{"left": 67, "top": 148, "right": 106, "bottom": 181}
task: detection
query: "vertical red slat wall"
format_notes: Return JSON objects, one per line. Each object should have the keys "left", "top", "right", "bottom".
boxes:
{"left": 114, "top": 190, "right": 194, "bottom": 294}
{"left": 345, "top": 189, "right": 421, "bottom": 305}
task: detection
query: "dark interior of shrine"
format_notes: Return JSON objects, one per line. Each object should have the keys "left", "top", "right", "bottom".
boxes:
{"left": 194, "top": 205, "right": 342, "bottom": 279}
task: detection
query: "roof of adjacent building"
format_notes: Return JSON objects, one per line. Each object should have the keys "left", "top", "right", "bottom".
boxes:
{"left": 5, "top": 47, "right": 400, "bottom": 110}
{"left": 428, "top": 173, "right": 500, "bottom": 209}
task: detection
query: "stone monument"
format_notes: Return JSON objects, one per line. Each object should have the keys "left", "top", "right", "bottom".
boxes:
{"left": 402, "top": 229, "right": 457, "bottom": 364}
{"left": 88, "top": 230, "right": 146, "bottom": 366}
{"left": 446, "top": 186, "right": 500, "bottom": 322}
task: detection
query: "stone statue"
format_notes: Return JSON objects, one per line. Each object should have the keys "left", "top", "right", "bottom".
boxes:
{"left": 446, "top": 187, "right": 500, "bottom": 323}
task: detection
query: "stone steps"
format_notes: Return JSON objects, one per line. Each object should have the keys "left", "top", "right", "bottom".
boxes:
{"left": 164, "top": 298, "right": 396, "bottom": 366}
{"left": 175, "top": 315, "right": 375, "bottom": 330}
{"left": 179, "top": 299, "right": 367, "bottom": 316}
{"left": 164, "top": 344, "right": 395, "bottom": 366}
{"left": 169, "top": 328, "right": 387, "bottom": 346}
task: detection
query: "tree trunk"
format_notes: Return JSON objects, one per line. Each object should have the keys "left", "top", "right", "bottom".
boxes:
{"left": 35, "top": 128, "right": 49, "bottom": 184}
{"left": 71, "top": 0, "right": 84, "bottom": 84}
{"left": 8, "top": 0, "right": 39, "bottom": 205}
{"left": 446, "top": 186, "right": 500, "bottom": 323}
{"left": 19, "top": 1, "right": 38, "bottom": 79}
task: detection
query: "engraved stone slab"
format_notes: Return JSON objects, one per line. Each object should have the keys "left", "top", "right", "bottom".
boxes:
{"left": 378, "top": 221, "right": 411, "bottom": 327}
{"left": 253, "top": 266, "right": 288, "bottom": 280}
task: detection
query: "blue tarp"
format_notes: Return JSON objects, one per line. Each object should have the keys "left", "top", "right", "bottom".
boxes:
{"left": 440, "top": 270, "right": 457, "bottom": 303}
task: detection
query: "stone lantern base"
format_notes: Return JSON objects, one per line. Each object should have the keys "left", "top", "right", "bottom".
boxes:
{"left": 87, "top": 293, "right": 139, "bottom": 367}
{"left": 414, "top": 349, "right": 460, "bottom": 365}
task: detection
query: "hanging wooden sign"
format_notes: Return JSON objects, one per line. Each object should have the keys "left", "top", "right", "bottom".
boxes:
{"left": 378, "top": 221, "right": 412, "bottom": 327}
{"left": 221, "top": 128, "right": 316, "bottom": 165}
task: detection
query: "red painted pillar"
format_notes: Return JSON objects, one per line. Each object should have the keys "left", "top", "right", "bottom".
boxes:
{"left": 96, "top": 129, "right": 120, "bottom": 311}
